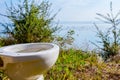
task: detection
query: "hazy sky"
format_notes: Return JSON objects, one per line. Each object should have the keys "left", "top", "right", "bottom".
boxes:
{"left": 49, "top": 0, "right": 120, "bottom": 21}
{"left": 0, "top": 0, "right": 120, "bottom": 22}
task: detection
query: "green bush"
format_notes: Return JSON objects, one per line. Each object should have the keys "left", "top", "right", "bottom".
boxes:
{"left": 53, "top": 30, "right": 75, "bottom": 49}
{"left": 0, "top": 0, "right": 58, "bottom": 44}
{"left": 93, "top": 2, "right": 120, "bottom": 61}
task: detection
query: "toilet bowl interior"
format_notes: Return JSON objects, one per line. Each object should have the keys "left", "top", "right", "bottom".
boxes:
{"left": 3, "top": 43, "right": 53, "bottom": 53}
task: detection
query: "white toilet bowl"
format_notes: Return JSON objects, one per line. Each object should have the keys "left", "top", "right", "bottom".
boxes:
{"left": 0, "top": 43, "right": 59, "bottom": 80}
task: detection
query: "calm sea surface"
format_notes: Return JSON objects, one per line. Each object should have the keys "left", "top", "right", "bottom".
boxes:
{"left": 57, "top": 22, "right": 111, "bottom": 50}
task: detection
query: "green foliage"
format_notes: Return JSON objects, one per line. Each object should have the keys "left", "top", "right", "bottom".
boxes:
{"left": 45, "top": 49, "right": 120, "bottom": 80}
{"left": 0, "top": 39, "right": 4, "bottom": 47}
{"left": 45, "top": 49, "right": 95, "bottom": 80}
{"left": 0, "top": 38, "right": 16, "bottom": 46}
{"left": 0, "top": 70, "right": 9, "bottom": 80}
{"left": 0, "top": 0, "right": 58, "bottom": 44}
{"left": 93, "top": 2, "right": 120, "bottom": 61}
{"left": 53, "top": 30, "right": 75, "bottom": 49}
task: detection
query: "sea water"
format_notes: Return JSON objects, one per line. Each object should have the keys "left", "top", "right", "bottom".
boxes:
{"left": 56, "top": 21, "right": 112, "bottom": 51}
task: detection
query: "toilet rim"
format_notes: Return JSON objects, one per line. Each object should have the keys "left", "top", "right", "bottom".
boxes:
{"left": 0, "top": 43, "right": 59, "bottom": 57}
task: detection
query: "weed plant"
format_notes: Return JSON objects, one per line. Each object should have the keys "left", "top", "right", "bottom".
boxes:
{"left": 0, "top": 0, "right": 58, "bottom": 44}
{"left": 53, "top": 30, "right": 75, "bottom": 49}
{"left": 93, "top": 2, "right": 120, "bottom": 61}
